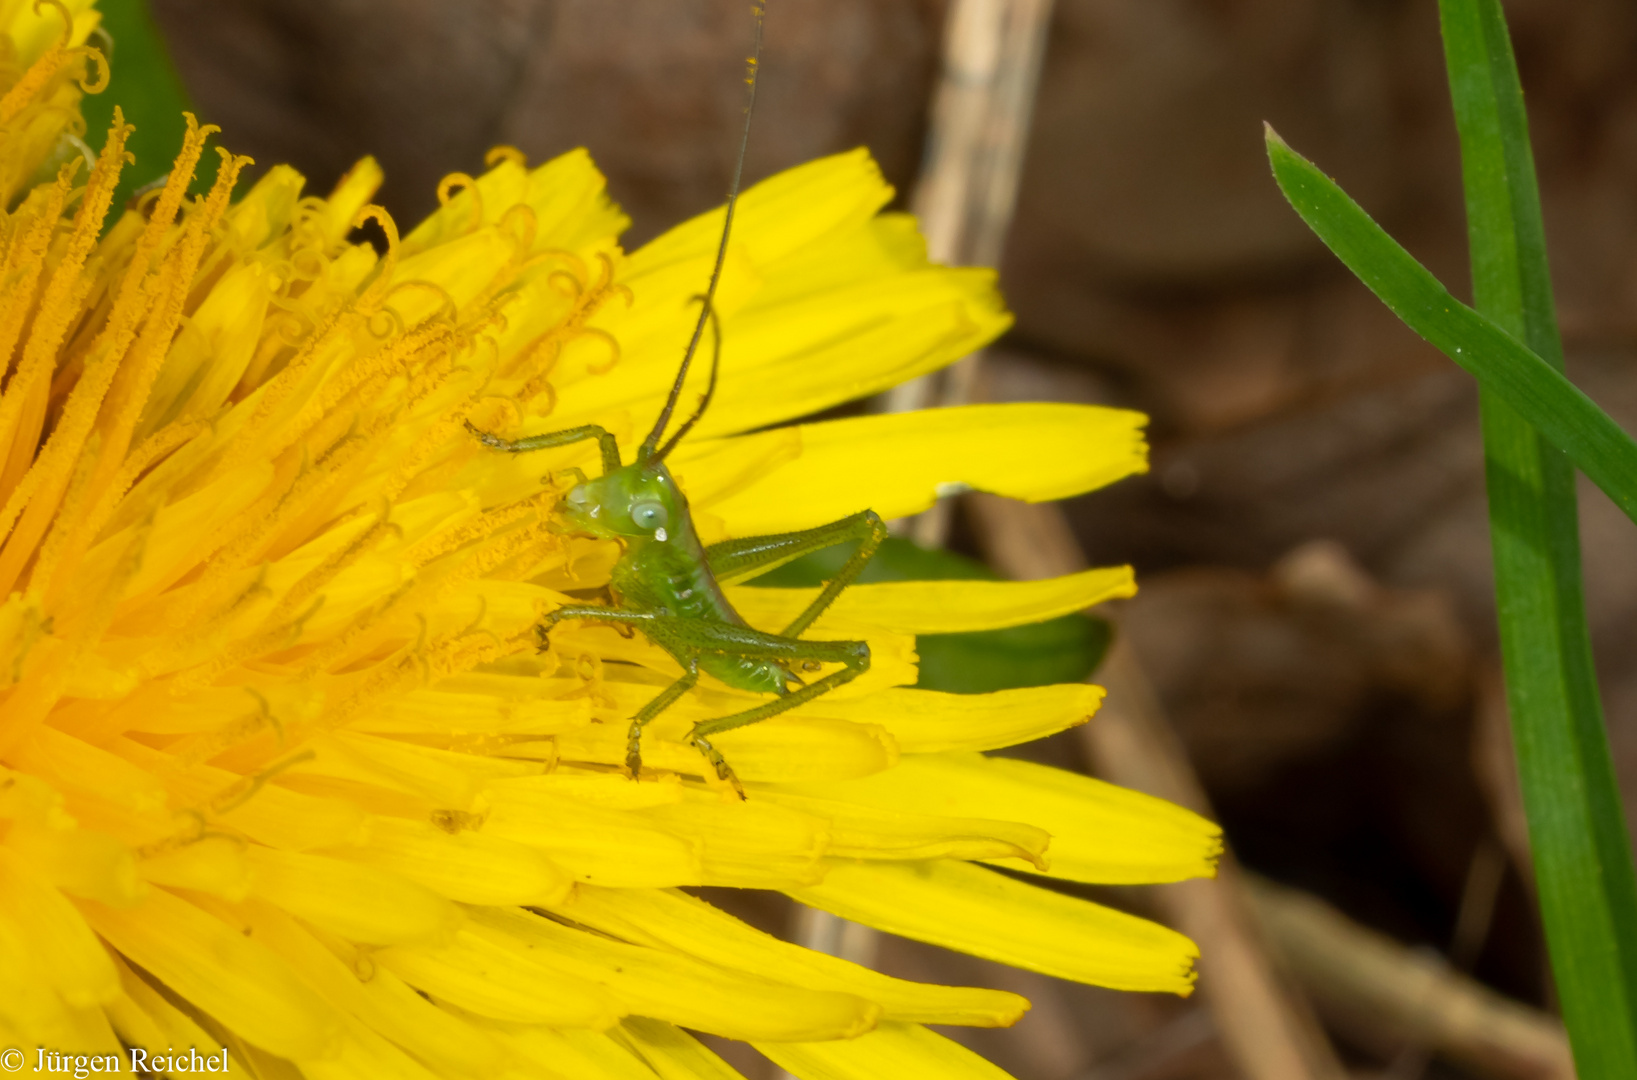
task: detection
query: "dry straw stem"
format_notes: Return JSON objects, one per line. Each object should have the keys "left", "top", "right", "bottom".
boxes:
{"left": 880, "top": 0, "right": 1054, "bottom": 475}
{"left": 1246, "top": 874, "right": 1574, "bottom": 1080}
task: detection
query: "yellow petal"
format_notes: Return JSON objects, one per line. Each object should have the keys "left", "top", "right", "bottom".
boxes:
{"left": 556, "top": 887, "right": 1027, "bottom": 1028}
{"left": 76, "top": 887, "right": 342, "bottom": 1060}
{"left": 99, "top": 462, "right": 275, "bottom": 601}
{"left": 285, "top": 731, "right": 539, "bottom": 810}
{"left": 651, "top": 420, "right": 801, "bottom": 516}
{"left": 643, "top": 794, "right": 831, "bottom": 888}
{"left": 480, "top": 782, "right": 703, "bottom": 888}
{"left": 563, "top": 151, "right": 1009, "bottom": 440}
{"left": 138, "top": 835, "right": 251, "bottom": 898}
{"left": 331, "top": 815, "right": 571, "bottom": 905}
{"left": 725, "top": 565, "right": 1135, "bottom": 635}
{"left": 577, "top": 255, "right": 1005, "bottom": 447}
{"left": 348, "top": 685, "right": 591, "bottom": 737}
{"left": 316, "top": 157, "right": 385, "bottom": 245}
{"left": 758, "top": 1021, "right": 1017, "bottom": 1080}
{"left": 760, "top": 790, "right": 1047, "bottom": 868}
{"left": 491, "top": 770, "right": 688, "bottom": 810}
{"left": 104, "top": 953, "right": 224, "bottom": 1062}
{"left": 374, "top": 927, "right": 621, "bottom": 1027}
{"left": 301, "top": 1018, "right": 445, "bottom": 1080}
{"left": 10, "top": 0, "right": 99, "bottom": 62}
{"left": 4, "top": 815, "right": 142, "bottom": 907}
{"left": 108, "top": 736, "right": 366, "bottom": 851}
{"left": 615, "top": 1017, "right": 747, "bottom": 1080}
{"left": 978, "top": 756, "right": 1220, "bottom": 883}
{"left": 697, "top": 404, "right": 1148, "bottom": 535}
{"left": 238, "top": 899, "right": 505, "bottom": 1079}
{"left": 470, "top": 906, "right": 880, "bottom": 1041}
{"left": 494, "top": 1027, "right": 660, "bottom": 1080}
{"left": 244, "top": 845, "right": 456, "bottom": 945}
{"left": 788, "top": 860, "right": 1197, "bottom": 995}
{"left": 625, "top": 149, "right": 891, "bottom": 283}
{"left": 102, "top": 960, "right": 177, "bottom": 1053}
{"left": 705, "top": 716, "right": 900, "bottom": 784}
{"left": 690, "top": 256, "right": 1008, "bottom": 439}
{"left": 0, "top": 959, "right": 122, "bottom": 1057}
{"left": 785, "top": 754, "right": 1222, "bottom": 885}
{"left": 554, "top": 623, "right": 920, "bottom": 697}
{"left": 0, "top": 847, "right": 117, "bottom": 1008}
{"left": 402, "top": 147, "right": 628, "bottom": 258}
{"left": 138, "top": 261, "right": 273, "bottom": 442}
{"left": 395, "top": 228, "right": 519, "bottom": 312}
{"left": 797, "top": 684, "right": 1103, "bottom": 754}
{"left": 14, "top": 725, "right": 167, "bottom": 817}
{"left": 554, "top": 711, "right": 899, "bottom": 786}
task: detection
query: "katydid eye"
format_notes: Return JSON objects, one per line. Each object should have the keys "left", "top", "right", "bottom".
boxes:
{"left": 631, "top": 501, "right": 668, "bottom": 531}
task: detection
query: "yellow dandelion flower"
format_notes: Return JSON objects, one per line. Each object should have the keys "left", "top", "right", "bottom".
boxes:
{"left": 0, "top": 8, "right": 1221, "bottom": 1079}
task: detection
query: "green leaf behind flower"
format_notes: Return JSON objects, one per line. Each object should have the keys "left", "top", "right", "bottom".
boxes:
{"left": 749, "top": 536, "right": 1110, "bottom": 694}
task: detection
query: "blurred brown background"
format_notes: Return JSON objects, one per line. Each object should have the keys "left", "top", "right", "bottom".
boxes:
{"left": 146, "top": 0, "right": 1637, "bottom": 1075}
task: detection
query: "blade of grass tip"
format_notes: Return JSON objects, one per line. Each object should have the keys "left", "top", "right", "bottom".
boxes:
{"left": 1263, "top": 128, "right": 1637, "bottom": 530}
{"left": 81, "top": 0, "right": 216, "bottom": 213}
{"left": 1440, "top": 0, "right": 1637, "bottom": 1074}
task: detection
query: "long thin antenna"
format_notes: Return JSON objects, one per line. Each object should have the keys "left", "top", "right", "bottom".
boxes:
{"left": 638, "top": 0, "right": 766, "bottom": 463}
{"left": 653, "top": 301, "right": 721, "bottom": 461}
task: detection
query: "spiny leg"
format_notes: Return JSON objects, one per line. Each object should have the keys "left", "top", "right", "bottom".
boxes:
{"left": 685, "top": 636, "right": 871, "bottom": 797}
{"left": 535, "top": 604, "right": 659, "bottom": 653}
{"left": 539, "top": 606, "right": 872, "bottom": 796}
{"left": 540, "top": 604, "right": 658, "bottom": 632}
{"left": 626, "top": 662, "right": 699, "bottom": 779}
{"left": 703, "top": 509, "right": 888, "bottom": 637}
{"left": 536, "top": 606, "right": 677, "bottom": 775}
{"left": 466, "top": 420, "right": 622, "bottom": 475}
{"left": 704, "top": 510, "right": 885, "bottom": 583}
{"left": 537, "top": 607, "right": 711, "bottom": 780}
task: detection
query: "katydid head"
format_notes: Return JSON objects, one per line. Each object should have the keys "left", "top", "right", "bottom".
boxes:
{"left": 559, "top": 461, "right": 687, "bottom": 544}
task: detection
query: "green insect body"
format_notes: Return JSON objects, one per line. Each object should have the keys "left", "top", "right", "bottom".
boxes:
{"left": 561, "top": 460, "right": 798, "bottom": 698}
{"left": 469, "top": 3, "right": 887, "bottom": 796}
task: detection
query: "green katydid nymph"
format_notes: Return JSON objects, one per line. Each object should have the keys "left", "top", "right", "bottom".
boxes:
{"left": 467, "top": 2, "right": 886, "bottom": 797}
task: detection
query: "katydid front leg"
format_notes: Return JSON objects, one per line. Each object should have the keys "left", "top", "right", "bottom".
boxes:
{"left": 683, "top": 635, "right": 870, "bottom": 797}
{"left": 465, "top": 421, "right": 623, "bottom": 475}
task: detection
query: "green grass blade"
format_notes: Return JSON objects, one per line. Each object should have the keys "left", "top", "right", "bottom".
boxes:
{"left": 1440, "top": 0, "right": 1637, "bottom": 1072}
{"left": 1264, "top": 129, "right": 1637, "bottom": 528}
{"left": 80, "top": 0, "right": 214, "bottom": 212}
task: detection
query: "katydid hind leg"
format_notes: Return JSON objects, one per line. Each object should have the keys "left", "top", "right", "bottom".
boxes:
{"left": 779, "top": 510, "right": 887, "bottom": 639}
{"left": 686, "top": 636, "right": 871, "bottom": 797}
{"left": 703, "top": 510, "right": 887, "bottom": 584}
{"left": 541, "top": 605, "right": 872, "bottom": 794}
{"left": 701, "top": 509, "right": 889, "bottom": 639}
